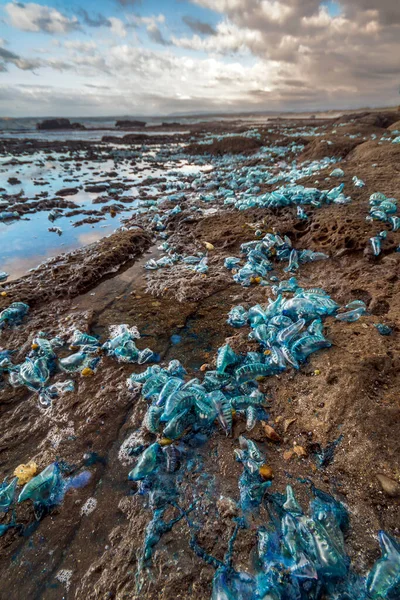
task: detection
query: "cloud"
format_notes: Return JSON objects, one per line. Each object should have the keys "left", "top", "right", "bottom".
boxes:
{"left": 0, "top": 0, "right": 399, "bottom": 116}
{"left": 79, "top": 9, "right": 127, "bottom": 36}
{"left": 146, "top": 23, "right": 170, "bottom": 45}
{"left": 124, "top": 13, "right": 168, "bottom": 45}
{"left": 85, "top": 84, "right": 111, "bottom": 89}
{"left": 64, "top": 40, "right": 97, "bottom": 52}
{"left": 115, "top": 0, "right": 141, "bottom": 5}
{"left": 109, "top": 17, "right": 127, "bottom": 37}
{"left": 5, "top": 2, "right": 80, "bottom": 34}
{"left": 79, "top": 9, "right": 110, "bottom": 28}
{"left": 182, "top": 16, "right": 216, "bottom": 35}
{"left": 171, "top": 20, "right": 264, "bottom": 54}
{"left": 0, "top": 44, "right": 41, "bottom": 70}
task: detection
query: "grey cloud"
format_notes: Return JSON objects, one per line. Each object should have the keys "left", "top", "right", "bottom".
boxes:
{"left": 0, "top": 47, "right": 19, "bottom": 61}
{"left": 85, "top": 84, "right": 112, "bottom": 89}
{"left": 79, "top": 9, "right": 111, "bottom": 28}
{"left": 182, "top": 15, "right": 216, "bottom": 35}
{"left": 147, "top": 24, "right": 171, "bottom": 46}
{"left": 185, "top": 0, "right": 400, "bottom": 111}
{"left": 0, "top": 44, "right": 40, "bottom": 70}
{"left": 115, "top": 0, "right": 141, "bottom": 5}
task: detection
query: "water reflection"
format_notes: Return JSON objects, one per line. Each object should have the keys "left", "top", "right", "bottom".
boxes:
{"left": 0, "top": 149, "right": 209, "bottom": 280}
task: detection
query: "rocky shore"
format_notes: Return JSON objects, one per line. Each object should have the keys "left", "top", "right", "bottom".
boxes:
{"left": 0, "top": 111, "right": 399, "bottom": 599}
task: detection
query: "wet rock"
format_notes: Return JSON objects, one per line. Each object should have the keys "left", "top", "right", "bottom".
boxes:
{"left": 37, "top": 118, "right": 86, "bottom": 130}
{"left": 376, "top": 473, "right": 400, "bottom": 497}
{"left": 216, "top": 496, "right": 238, "bottom": 518}
{"left": 56, "top": 187, "right": 79, "bottom": 196}
{"left": 186, "top": 136, "right": 262, "bottom": 156}
{"left": 115, "top": 120, "right": 146, "bottom": 128}
{"left": 0, "top": 227, "right": 151, "bottom": 306}
{"left": 84, "top": 184, "right": 109, "bottom": 193}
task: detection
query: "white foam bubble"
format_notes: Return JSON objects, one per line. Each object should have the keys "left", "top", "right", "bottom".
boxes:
{"left": 56, "top": 569, "right": 73, "bottom": 590}
{"left": 81, "top": 497, "right": 97, "bottom": 516}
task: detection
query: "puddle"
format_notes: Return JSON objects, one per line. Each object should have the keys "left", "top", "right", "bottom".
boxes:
{"left": 0, "top": 210, "right": 126, "bottom": 280}
{"left": 0, "top": 150, "right": 210, "bottom": 280}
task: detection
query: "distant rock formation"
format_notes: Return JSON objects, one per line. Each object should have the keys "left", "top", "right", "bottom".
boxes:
{"left": 115, "top": 120, "right": 146, "bottom": 128}
{"left": 36, "top": 119, "right": 86, "bottom": 130}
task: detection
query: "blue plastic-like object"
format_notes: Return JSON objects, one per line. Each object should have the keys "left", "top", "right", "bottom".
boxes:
{"left": 0, "top": 302, "right": 29, "bottom": 329}
{"left": 375, "top": 323, "right": 392, "bottom": 336}
{"left": 366, "top": 531, "right": 400, "bottom": 599}
{"left": 7, "top": 324, "right": 155, "bottom": 407}
{"left": 0, "top": 477, "right": 18, "bottom": 512}
{"left": 102, "top": 324, "right": 144, "bottom": 363}
{"left": 235, "top": 436, "right": 271, "bottom": 512}
{"left": 18, "top": 463, "right": 65, "bottom": 509}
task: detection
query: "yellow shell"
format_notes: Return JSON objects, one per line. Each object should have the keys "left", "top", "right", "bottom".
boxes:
{"left": 259, "top": 464, "right": 274, "bottom": 481}
{"left": 14, "top": 461, "right": 38, "bottom": 485}
{"left": 314, "top": 369, "right": 321, "bottom": 376}
{"left": 81, "top": 367, "right": 94, "bottom": 377}
{"left": 204, "top": 241, "right": 215, "bottom": 251}
{"left": 159, "top": 437, "right": 173, "bottom": 446}
{"left": 1, "top": 291, "right": 7, "bottom": 297}
{"left": 31, "top": 343, "right": 39, "bottom": 350}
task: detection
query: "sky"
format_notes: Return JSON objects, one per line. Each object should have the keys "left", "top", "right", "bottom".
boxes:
{"left": 0, "top": 0, "right": 399, "bottom": 117}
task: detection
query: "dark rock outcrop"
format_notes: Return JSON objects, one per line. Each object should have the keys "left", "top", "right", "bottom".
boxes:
{"left": 115, "top": 120, "right": 146, "bottom": 128}
{"left": 37, "top": 119, "right": 86, "bottom": 130}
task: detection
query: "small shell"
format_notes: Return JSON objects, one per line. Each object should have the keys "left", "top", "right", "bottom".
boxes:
{"left": 293, "top": 445, "right": 307, "bottom": 457}
{"left": 261, "top": 422, "right": 281, "bottom": 442}
{"left": 14, "top": 461, "right": 38, "bottom": 485}
{"left": 259, "top": 464, "right": 274, "bottom": 481}
{"left": 159, "top": 437, "right": 173, "bottom": 446}
{"left": 283, "top": 450, "right": 294, "bottom": 461}
{"left": 283, "top": 418, "right": 297, "bottom": 432}
{"left": 81, "top": 367, "right": 94, "bottom": 377}
{"left": 204, "top": 242, "right": 214, "bottom": 251}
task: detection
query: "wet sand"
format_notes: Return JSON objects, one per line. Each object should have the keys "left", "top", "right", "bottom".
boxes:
{"left": 0, "top": 112, "right": 400, "bottom": 599}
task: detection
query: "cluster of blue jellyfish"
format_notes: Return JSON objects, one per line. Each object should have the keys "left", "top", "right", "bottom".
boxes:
{"left": 227, "top": 281, "right": 366, "bottom": 367}
{"left": 225, "top": 182, "right": 350, "bottom": 211}
{"left": 367, "top": 192, "right": 399, "bottom": 227}
{"left": 145, "top": 251, "right": 209, "bottom": 274}
{"left": 365, "top": 192, "right": 400, "bottom": 256}
{"left": 189, "top": 437, "right": 400, "bottom": 600}
{"left": 2, "top": 323, "right": 155, "bottom": 407}
{"left": 224, "top": 233, "right": 329, "bottom": 286}
{"left": 119, "top": 269, "right": 395, "bottom": 599}
{"left": 205, "top": 475, "right": 400, "bottom": 599}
